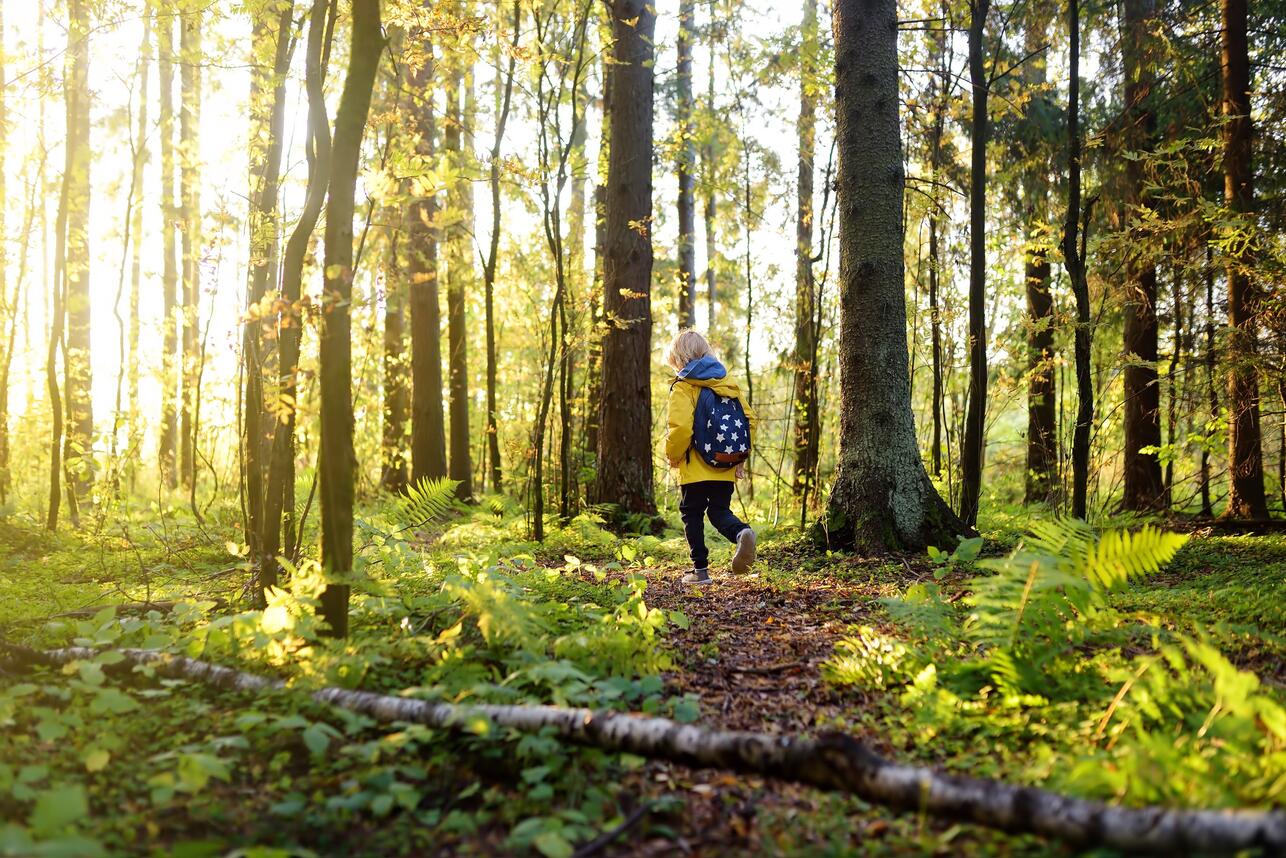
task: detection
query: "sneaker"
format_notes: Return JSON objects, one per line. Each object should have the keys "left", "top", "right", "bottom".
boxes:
{"left": 731, "top": 528, "right": 757, "bottom": 574}
{"left": 681, "top": 568, "right": 711, "bottom": 585}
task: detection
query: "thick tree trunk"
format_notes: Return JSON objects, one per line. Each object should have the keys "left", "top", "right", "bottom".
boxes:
{"left": 318, "top": 0, "right": 383, "bottom": 638}
{"left": 407, "top": 38, "right": 448, "bottom": 487}
{"left": 594, "top": 0, "right": 657, "bottom": 518}
{"left": 1121, "top": 0, "right": 1164, "bottom": 512}
{"left": 179, "top": 2, "right": 202, "bottom": 490}
{"left": 959, "top": 0, "right": 990, "bottom": 528}
{"left": 158, "top": 12, "right": 179, "bottom": 490}
{"left": 703, "top": 29, "right": 718, "bottom": 329}
{"left": 64, "top": 0, "right": 93, "bottom": 509}
{"left": 444, "top": 63, "right": 473, "bottom": 502}
{"left": 18, "top": 645, "right": 1283, "bottom": 856}
{"left": 792, "top": 0, "right": 819, "bottom": 499}
{"left": 1219, "top": 0, "right": 1268, "bottom": 520}
{"left": 1064, "top": 0, "right": 1094, "bottom": 520}
{"left": 675, "top": 0, "right": 697, "bottom": 330}
{"left": 823, "top": 0, "right": 967, "bottom": 551}
{"left": 583, "top": 49, "right": 613, "bottom": 488}
{"left": 244, "top": 2, "right": 296, "bottom": 596}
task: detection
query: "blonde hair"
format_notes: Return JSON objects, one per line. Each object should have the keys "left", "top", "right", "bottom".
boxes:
{"left": 667, "top": 329, "right": 714, "bottom": 372}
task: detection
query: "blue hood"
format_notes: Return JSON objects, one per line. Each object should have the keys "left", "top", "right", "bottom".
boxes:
{"left": 676, "top": 355, "right": 727, "bottom": 381}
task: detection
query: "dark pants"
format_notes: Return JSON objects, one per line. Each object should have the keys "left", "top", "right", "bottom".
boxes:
{"left": 679, "top": 481, "right": 746, "bottom": 569}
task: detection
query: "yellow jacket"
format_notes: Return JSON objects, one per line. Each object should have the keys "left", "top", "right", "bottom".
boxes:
{"left": 664, "top": 360, "right": 756, "bottom": 485}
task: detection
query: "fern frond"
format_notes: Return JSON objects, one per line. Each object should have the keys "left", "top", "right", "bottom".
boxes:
{"left": 393, "top": 477, "right": 460, "bottom": 529}
{"left": 1083, "top": 525, "right": 1188, "bottom": 591}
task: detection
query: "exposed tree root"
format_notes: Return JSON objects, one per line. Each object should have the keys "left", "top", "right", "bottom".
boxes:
{"left": 5, "top": 644, "right": 1283, "bottom": 856}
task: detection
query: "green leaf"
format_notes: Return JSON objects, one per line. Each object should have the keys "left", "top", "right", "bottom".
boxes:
{"left": 82, "top": 749, "right": 110, "bottom": 773}
{"left": 29, "top": 785, "right": 88, "bottom": 834}
{"left": 533, "top": 830, "right": 574, "bottom": 858}
{"left": 672, "top": 697, "right": 700, "bottom": 724}
{"left": 668, "top": 610, "right": 690, "bottom": 630}
{"left": 302, "top": 723, "right": 333, "bottom": 755}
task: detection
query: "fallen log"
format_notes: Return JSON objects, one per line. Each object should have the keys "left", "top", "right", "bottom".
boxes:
{"left": 7, "top": 645, "right": 1284, "bottom": 856}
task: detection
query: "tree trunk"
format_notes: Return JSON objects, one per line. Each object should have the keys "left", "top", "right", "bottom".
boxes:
{"left": 823, "top": 0, "right": 967, "bottom": 551}
{"left": 319, "top": 0, "right": 382, "bottom": 638}
{"left": 63, "top": 0, "right": 93, "bottom": 509}
{"left": 407, "top": 36, "right": 448, "bottom": 487}
{"left": 959, "top": 0, "right": 990, "bottom": 528}
{"left": 482, "top": 0, "right": 520, "bottom": 494}
{"left": 127, "top": 10, "right": 151, "bottom": 491}
{"left": 1164, "top": 267, "right": 1183, "bottom": 504}
{"left": 583, "top": 46, "right": 613, "bottom": 491}
{"left": 1064, "top": 0, "right": 1094, "bottom": 521}
{"left": 703, "top": 27, "right": 718, "bottom": 329}
{"left": 1219, "top": 0, "right": 1268, "bottom": 520}
{"left": 927, "top": 0, "right": 949, "bottom": 480}
{"left": 1021, "top": 9, "right": 1055, "bottom": 505}
{"left": 158, "top": 11, "right": 179, "bottom": 490}
{"left": 594, "top": 0, "right": 657, "bottom": 518}
{"left": 675, "top": 0, "right": 697, "bottom": 330}
{"left": 23, "top": 645, "right": 1281, "bottom": 856}
{"left": 1201, "top": 245, "right": 1217, "bottom": 516}
{"left": 244, "top": 2, "right": 296, "bottom": 597}
{"left": 792, "top": 0, "right": 819, "bottom": 499}
{"left": 179, "top": 2, "right": 202, "bottom": 490}
{"left": 271, "top": 0, "right": 334, "bottom": 576}
{"left": 381, "top": 224, "right": 409, "bottom": 493}
{"left": 444, "top": 61, "right": 474, "bottom": 502}
{"left": 1121, "top": 0, "right": 1164, "bottom": 511}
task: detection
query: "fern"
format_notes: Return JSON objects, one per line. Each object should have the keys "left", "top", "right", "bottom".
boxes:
{"left": 392, "top": 477, "right": 460, "bottom": 530}
{"left": 880, "top": 519, "right": 1191, "bottom": 701}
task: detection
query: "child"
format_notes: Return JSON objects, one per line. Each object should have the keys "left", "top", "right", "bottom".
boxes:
{"left": 664, "top": 330, "right": 757, "bottom": 585}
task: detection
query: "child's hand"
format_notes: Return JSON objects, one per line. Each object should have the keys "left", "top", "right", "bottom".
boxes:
{"left": 735, "top": 462, "right": 747, "bottom": 480}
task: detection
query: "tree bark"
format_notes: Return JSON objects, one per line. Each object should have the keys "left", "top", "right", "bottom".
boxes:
{"left": 927, "top": 0, "right": 949, "bottom": 481}
{"left": 17, "top": 645, "right": 1284, "bottom": 857}
{"left": 702, "top": 35, "right": 718, "bottom": 331}
{"left": 675, "top": 0, "right": 697, "bottom": 330}
{"left": 381, "top": 223, "right": 410, "bottom": 494}
{"left": 319, "top": 0, "right": 383, "bottom": 638}
{"left": 179, "top": 1, "right": 202, "bottom": 490}
{"left": 959, "top": 0, "right": 990, "bottom": 528}
{"left": 1064, "top": 0, "right": 1094, "bottom": 520}
{"left": 1201, "top": 245, "right": 1217, "bottom": 516}
{"left": 127, "top": 10, "right": 152, "bottom": 491}
{"left": 244, "top": 1, "right": 296, "bottom": 597}
{"left": 444, "top": 58, "right": 473, "bottom": 502}
{"left": 270, "top": 0, "right": 334, "bottom": 572}
{"left": 1120, "top": 0, "right": 1164, "bottom": 512}
{"left": 1021, "top": 8, "right": 1055, "bottom": 506}
{"left": 594, "top": 0, "right": 657, "bottom": 518}
{"left": 407, "top": 36, "right": 448, "bottom": 487}
{"left": 158, "top": 11, "right": 180, "bottom": 490}
{"left": 1219, "top": 0, "right": 1268, "bottom": 520}
{"left": 63, "top": 0, "right": 93, "bottom": 509}
{"left": 823, "top": 0, "right": 967, "bottom": 551}
{"left": 482, "top": 0, "right": 521, "bottom": 494}
{"left": 792, "top": 0, "right": 819, "bottom": 499}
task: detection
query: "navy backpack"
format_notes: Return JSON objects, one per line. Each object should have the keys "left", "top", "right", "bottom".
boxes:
{"left": 682, "top": 384, "right": 751, "bottom": 468}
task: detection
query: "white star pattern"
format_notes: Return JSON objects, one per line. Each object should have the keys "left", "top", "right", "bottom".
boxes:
{"left": 716, "top": 433, "right": 725, "bottom": 442}
{"left": 740, "top": 444, "right": 747, "bottom": 452}
{"left": 730, "top": 432, "right": 737, "bottom": 440}
{"left": 724, "top": 446, "right": 734, "bottom": 454}
{"left": 720, "top": 397, "right": 730, "bottom": 403}
{"left": 734, "top": 418, "right": 743, "bottom": 428}
{"left": 706, "top": 420, "right": 712, "bottom": 428}
{"left": 704, "top": 443, "right": 712, "bottom": 452}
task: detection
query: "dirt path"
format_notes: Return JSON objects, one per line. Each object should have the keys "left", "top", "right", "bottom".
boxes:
{"left": 592, "top": 564, "right": 907, "bottom": 856}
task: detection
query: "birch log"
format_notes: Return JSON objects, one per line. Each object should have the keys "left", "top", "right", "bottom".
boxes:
{"left": 7, "top": 645, "right": 1283, "bottom": 855}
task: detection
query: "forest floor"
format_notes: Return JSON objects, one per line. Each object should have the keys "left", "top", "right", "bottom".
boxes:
{"left": 0, "top": 500, "right": 1283, "bottom": 856}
